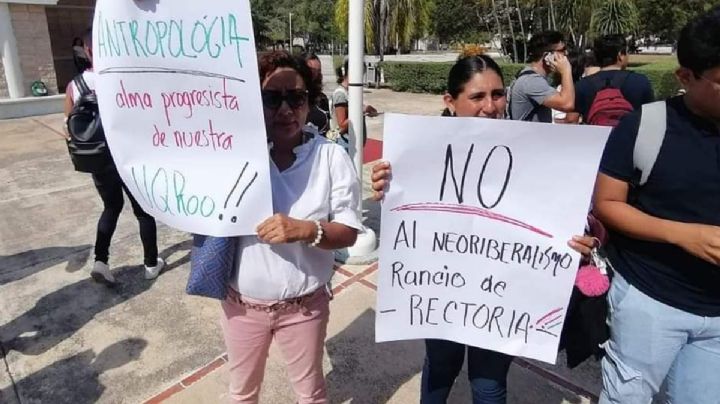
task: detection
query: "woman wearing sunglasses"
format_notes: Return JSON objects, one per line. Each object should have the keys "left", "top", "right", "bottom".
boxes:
{"left": 220, "top": 51, "right": 362, "bottom": 404}
{"left": 370, "top": 55, "right": 596, "bottom": 404}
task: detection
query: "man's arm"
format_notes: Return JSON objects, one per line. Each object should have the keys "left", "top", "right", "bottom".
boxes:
{"left": 541, "top": 54, "right": 575, "bottom": 112}
{"left": 593, "top": 173, "right": 720, "bottom": 266}
{"left": 593, "top": 173, "right": 685, "bottom": 243}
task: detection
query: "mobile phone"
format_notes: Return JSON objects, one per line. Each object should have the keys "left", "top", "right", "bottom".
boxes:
{"left": 543, "top": 52, "right": 556, "bottom": 66}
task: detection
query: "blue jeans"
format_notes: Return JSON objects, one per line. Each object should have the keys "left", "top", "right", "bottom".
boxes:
{"left": 600, "top": 273, "right": 720, "bottom": 404}
{"left": 420, "top": 339, "right": 513, "bottom": 404}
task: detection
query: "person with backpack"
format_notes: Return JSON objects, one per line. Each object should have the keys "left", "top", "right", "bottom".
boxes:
{"left": 593, "top": 8, "right": 720, "bottom": 403}
{"left": 508, "top": 31, "right": 576, "bottom": 123}
{"left": 573, "top": 35, "right": 654, "bottom": 127}
{"left": 64, "top": 28, "right": 164, "bottom": 285}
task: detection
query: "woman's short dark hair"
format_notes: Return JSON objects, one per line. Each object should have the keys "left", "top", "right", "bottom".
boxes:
{"left": 335, "top": 58, "right": 349, "bottom": 84}
{"left": 258, "top": 51, "right": 322, "bottom": 106}
{"left": 677, "top": 6, "right": 720, "bottom": 77}
{"left": 593, "top": 34, "right": 628, "bottom": 68}
{"left": 527, "top": 31, "right": 564, "bottom": 62}
{"left": 446, "top": 55, "right": 505, "bottom": 99}
{"left": 301, "top": 52, "right": 320, "bottom": 63}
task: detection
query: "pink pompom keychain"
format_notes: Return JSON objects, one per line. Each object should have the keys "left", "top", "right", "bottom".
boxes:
{"left": 575, "top": 264, "right": 610, "bottom": 297}
{"left": 574, "top": 238, "right": 612, "bottom": 297}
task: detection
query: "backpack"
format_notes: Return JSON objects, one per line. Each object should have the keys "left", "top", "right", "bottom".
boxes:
{"left": 507, "top": 69, "right": 542, "bottom": 121}
{"left": 633, "top": 101, "right": 667, "bottom": 187}
{"left": 66, "top": 74, "right": 112, "bottom": 173}
{"left": 586, "top": 72, "right": 634, "bottom": 127}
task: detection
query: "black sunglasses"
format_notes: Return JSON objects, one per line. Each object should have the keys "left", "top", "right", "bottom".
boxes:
{"left": 261, "top": 89, "right": 308, "bottom": 110}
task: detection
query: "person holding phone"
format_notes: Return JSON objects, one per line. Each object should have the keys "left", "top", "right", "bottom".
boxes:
{"left": 508, "top": 31, "right": 575, "bottom": 123}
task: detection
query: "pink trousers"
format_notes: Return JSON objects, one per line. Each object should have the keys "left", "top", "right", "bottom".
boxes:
{"left": 220, "top": 288, "right": 330, "bottom": 404}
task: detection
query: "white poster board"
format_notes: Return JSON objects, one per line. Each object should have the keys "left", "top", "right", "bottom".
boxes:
{"left": 92, "top": 0, "right": 272, "bottom": 236}
{"left": 376, "top": 114, "right": 610, "bottom": 364}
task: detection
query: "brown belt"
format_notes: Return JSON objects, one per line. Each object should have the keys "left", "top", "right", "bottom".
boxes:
{"left": 226, "top": 286, "right": 329, "bottom": 313}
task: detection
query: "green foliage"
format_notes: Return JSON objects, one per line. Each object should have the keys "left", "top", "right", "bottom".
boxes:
{"left": 590, "top": 0, "right": 639, "bottom": 36}
{"left": 636, "top": 0, "right": 720, "bottom": 43}
{"left": 250, "top": 0, "right": 335, "bottom": 49}
{"left": 380, "top": 61, "right": 525, "bottom": 93}
{"left": 381, "top": 60, "right": 681, "bottom": 99}
{"left": 433, "top": 0, "right": 481, "bottom": 44}
{"left": 334, "top": 0, "right": 434, "bottom": 54}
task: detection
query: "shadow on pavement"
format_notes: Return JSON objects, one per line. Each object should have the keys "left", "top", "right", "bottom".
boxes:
{"left": 326, "top": 308, "right": 424, "bottom": 403}
{"left": 0, "top": 338, "right": 147, "bottom": 404}
{"left": 0, "top": 240, "right": 190, "bottom": 356}
{"left": 0, "top": 245, "right": 92, "bottom": 286}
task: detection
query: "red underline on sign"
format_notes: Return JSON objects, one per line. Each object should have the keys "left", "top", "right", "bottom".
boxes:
{"left": 535, "top": 307, "right": 565, "bottom": 326}
{"left": 390, "top": 202, "right": 554, "bottom": 239}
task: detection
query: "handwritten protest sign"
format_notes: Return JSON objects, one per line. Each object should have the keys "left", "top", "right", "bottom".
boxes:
{"left": 375, "top": 114, "right": 610, "bottom": 364}
{"left": 92, "top": 0, "right": 271, "bottom": 236}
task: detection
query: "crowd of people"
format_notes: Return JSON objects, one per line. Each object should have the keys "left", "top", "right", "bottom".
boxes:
{"left": 61, "top": 4, "right": 720, "bottom": 404}
{"left": 373, "top": 7, "right": 720, "bottom": 404}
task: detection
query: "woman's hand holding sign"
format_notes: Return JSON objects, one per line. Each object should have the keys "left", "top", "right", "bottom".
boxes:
{"left": 256, "top": 214, "right": 315, "bottom": 244}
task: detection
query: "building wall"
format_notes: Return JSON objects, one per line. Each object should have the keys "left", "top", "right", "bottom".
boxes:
{"left": 8, "top": 3, "right": 58, "bottom": 95}
{"left": 46, "top": 0, "right": 95, "bottom": 92}
{"left": 0, "top": 58, "right": 8, "bottom": 98}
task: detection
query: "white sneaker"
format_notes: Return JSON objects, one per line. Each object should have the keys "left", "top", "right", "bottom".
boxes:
{"left": 145, "top": 257, "right": 165, "bottom": 280}
{"left": 90, "top": 261, "right": 116, "bottom": 285}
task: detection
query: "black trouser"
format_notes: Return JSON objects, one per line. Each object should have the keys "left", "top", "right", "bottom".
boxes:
{"left": 92, "top": 166, "right": 157, "bottom": 267}
{"left": 421, "top": 339, "right": 514, "bottom": 404}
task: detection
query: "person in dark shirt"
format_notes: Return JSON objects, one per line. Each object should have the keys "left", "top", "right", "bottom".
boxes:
{"left": 302, "top": 52, "right": 331, "bottom": 136}
{"left": 593, "top": 8, "right": 720, "bottom": 404}
{"left": 573, "top": 35, "right": 654, "bottom": 124}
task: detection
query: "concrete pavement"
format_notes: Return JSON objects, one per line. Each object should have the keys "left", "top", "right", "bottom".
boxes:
{"left": 1, "top": 88, "right": 605, "bottom": 404}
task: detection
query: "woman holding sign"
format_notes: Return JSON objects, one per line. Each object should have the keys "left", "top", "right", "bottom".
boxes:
{"left": 370, "top": 55, "right": 596, "bottom": 404}
{"left": 219, "top": 51, "right": 362, "bottom": 404}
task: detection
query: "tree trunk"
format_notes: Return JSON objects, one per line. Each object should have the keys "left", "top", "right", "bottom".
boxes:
{"left": 378, "top": 0, "right": 387, "bottom": 62}
{"left": 515, "top": 0, "right": 527, "bottom": 62}
{"left": 478, "top": 7, "right": 493, "bottom": 38}
{"left": 504, "top": 0, "right": 518, "bottom": 62}
{"left": 549, "top": 0, "right": 557, "bottom": 30}
{"left": 490, "top": 0, "right": 508, "bottom": 59}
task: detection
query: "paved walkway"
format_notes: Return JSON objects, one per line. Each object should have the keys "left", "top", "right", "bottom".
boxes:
{"left": 1, "top": 88, "right": 604, "bottom": 404}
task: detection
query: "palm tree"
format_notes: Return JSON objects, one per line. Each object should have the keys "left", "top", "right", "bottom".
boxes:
{"left": 334, "top": 0, "right": 376, "bottom": 52}
{"left": 590, "top": 0, "right": 639, "bottom": 36}
{"left": 334, "top": 0, "right": 431, "bottom": 58}
{"left": 554, "top": 0, "right": 639, "bottom": 48}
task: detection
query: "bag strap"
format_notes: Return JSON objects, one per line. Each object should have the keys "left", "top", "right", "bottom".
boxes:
{"left": 609, "top": 70, "right": 631, "bottom": 90}
{"left": 633, "top": 101, "right": 667, "bottom": 186}
{"left": 508, "top": 69, "right": 541, "bottom": 121}
{"left": 73, "top": 74, "right": 91, "bottom": 97}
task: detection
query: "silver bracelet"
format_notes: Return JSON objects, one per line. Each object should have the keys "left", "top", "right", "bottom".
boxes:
{"left": 309, "top": 220, "right": 323, "bottom": 247}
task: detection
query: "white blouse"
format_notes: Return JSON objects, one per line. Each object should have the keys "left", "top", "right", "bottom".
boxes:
{"left": 231, "top": 133, "right": 362, "bottom": 300}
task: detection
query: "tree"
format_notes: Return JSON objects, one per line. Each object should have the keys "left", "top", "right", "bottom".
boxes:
{"left": 554, "top": 0, "right": 638, "bottom": 49}
{"left": 515, "top": 0, "right": 528, "bottom": 61}
{"left": 636, "top": 0, "right": 720, "bottom": 43}
{"left": 250, "top": 0, "right": 274, "bottom": 49}
{"left": 590, "top": 0, "right": 639, "bottom": 36}
{"left": 296, "top": 0, "right": 336, "bottom": 50}
{"left": 335, "top": 0, "right": 435, "bottom": 55}
{"left": 433, "top": 0, "right": 481, "bottom": 44}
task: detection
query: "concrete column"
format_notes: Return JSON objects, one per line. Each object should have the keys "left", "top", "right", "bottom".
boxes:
{"left": 0, "top": 2, "right": 25, "bottom": 98}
